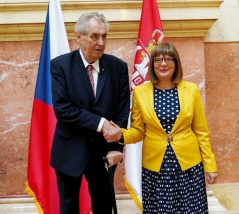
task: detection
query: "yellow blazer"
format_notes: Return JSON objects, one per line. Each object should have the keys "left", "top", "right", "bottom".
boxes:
{"left": 122, "top": 81, "right": 217, "bottom": 172}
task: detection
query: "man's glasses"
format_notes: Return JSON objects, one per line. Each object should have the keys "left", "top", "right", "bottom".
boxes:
{"left": 153, "top": 57, "right": 174, "bottom": 65}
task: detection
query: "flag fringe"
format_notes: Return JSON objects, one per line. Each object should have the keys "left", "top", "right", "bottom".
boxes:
{"left": 25, "top": 181, "right": 44, "bottom": 214}
{"left": 124, "top": 175, "right": 143, "bottom": 211}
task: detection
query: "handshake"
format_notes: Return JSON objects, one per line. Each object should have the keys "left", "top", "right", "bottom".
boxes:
{"left": 102, "top": 120, "right": 123, "bottom": 143}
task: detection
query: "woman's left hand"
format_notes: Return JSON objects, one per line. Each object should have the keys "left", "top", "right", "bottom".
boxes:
{"left": 205, "top": 172, "right": 218, "bottom": 184}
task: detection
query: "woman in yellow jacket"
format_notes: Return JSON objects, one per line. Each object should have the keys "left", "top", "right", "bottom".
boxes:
{"left": 105, "top": 42, "right": 218, "bottom": 213}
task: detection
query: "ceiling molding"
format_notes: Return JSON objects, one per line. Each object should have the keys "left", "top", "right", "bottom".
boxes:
{"left": 0, "top": 0, "right": 223, "bottom": 11}
{"left": 0, "top": 0, "right": 223, "bottom": 41}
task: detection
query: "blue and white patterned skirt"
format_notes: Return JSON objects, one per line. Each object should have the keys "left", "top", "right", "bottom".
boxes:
{"left": 142, "top": 143, "right": 208, "bottom": 214}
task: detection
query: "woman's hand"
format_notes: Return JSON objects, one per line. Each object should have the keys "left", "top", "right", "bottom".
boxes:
{"left": 205, "top": 172, "right": 218, "bottom": 184}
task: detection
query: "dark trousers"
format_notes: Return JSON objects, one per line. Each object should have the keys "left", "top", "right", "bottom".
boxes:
{"left": 56, "top": 154, "right": 116, "bottom": 214}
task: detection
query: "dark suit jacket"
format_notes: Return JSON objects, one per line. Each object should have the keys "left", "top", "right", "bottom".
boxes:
{"left": 50, "top": 49, "right": 130, "bottom": 177}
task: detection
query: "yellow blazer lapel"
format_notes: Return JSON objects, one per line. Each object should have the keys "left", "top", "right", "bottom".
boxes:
{"left": 171, "top": 81, "right": 190, "bottom": 134}
{"left": 139, "top": 82, "right": 165, "bottom": 130}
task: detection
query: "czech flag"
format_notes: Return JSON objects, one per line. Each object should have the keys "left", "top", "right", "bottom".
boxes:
{"left": 25, "top": 0, "right": 91, "bottom": 213}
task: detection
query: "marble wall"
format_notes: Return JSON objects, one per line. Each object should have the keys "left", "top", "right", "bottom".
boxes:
{"left": 205, "top": 42, "right": 239, "bottom": 183}
{"left": 1, "top": 36, "right": 238, "bottom": 197}
{"left": 0, "top": 42, "right": 41, "bottom": 196}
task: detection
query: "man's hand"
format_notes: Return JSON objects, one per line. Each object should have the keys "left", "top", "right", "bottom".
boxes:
{"left": 102, "top": 120, "right": 122, "bottom": 142}
{"left": 105, "top": 151, "right": 123, "bottom": 169}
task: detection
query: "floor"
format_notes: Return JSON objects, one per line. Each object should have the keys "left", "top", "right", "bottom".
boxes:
{"left": 0, "top": 192, "right": 234, "bottom": 214}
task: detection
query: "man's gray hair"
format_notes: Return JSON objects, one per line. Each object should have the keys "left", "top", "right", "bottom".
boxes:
{"left": 74, "top": 12, "right": 110, "bottom": 35}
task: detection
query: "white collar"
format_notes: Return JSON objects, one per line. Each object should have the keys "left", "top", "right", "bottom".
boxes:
{"left": 79, "top": 49, "right": 100, "bottom": 73}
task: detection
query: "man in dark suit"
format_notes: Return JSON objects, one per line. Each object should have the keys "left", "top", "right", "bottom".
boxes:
{"left": 50, "top": 12, "right": 130, "bottom": 214}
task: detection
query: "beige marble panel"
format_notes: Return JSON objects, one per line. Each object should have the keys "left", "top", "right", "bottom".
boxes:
{"left": 206, "top": 0, "right": 239, "bottom": 42}
{"left": 0, "top": 0, "right": 223, "bottom": 41}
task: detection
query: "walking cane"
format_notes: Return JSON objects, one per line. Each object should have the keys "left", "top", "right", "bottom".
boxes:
{"left": 103, "top": 156, "right": 118, "bottom": 214}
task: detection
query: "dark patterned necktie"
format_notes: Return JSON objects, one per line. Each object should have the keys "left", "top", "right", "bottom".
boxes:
{"left": 86, "top": 65, "right": 95, "bottom": 96}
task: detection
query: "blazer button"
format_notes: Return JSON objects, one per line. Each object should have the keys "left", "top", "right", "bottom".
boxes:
{"left": 89, "top": 137, "right": 95, "bottom": 142}
{"left": 167, "top": 136, "right": 173, "bottom": 142}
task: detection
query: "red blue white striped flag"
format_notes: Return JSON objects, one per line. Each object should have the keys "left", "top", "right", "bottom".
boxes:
{"left": 25, "top": 0, "right": 91, "bottom": 213}
{"left": 124, "top": 0, "right": 165, "bottom": 210}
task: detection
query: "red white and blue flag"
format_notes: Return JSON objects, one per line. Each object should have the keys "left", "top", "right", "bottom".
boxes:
{"left": 25, "top": 0, "right": 91, "bottom": 213}
{"left": 124, "top": 0, "right": 165, "bottom": 210}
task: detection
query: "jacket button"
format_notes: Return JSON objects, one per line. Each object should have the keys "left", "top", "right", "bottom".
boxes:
{"left": 167, "top": 136, "right": 173, "bottom": 142}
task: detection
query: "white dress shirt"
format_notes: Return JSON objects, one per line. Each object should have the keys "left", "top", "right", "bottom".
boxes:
{"left": 79, "top": 49, "right": 105, "bottom": 132}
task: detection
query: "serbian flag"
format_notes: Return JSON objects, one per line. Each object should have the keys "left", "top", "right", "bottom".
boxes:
{"left": 124, "top": 0, "right": 165, "bottom": 210}
{"left": 25, "top": 0, "right": 91, "bottom": 213}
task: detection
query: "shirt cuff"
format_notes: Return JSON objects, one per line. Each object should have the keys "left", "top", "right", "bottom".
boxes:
{"left": 97, "top": 117, "right": 105, "bottom": 132}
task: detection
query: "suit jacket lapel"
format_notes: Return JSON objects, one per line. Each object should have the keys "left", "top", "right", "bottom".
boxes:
{"left": 95, "top": 56, "right": 109, "bottom": 103}
{"left": 72, "top": 50, "right": 95, "bottom": 101}
{"left": 171, "top": 81, "right": 189, "bottom": 134}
